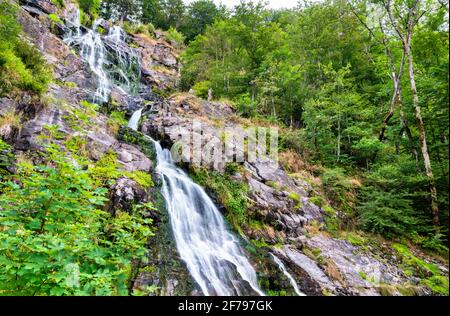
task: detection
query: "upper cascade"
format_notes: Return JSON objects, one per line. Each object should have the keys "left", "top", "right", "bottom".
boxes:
{"left": 63, "top": 9, "right": 141, "bottom": 103}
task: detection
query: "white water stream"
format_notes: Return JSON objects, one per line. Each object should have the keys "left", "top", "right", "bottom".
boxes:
{"left": 64, "top": 12, "right": 110, "bottom": 102}
{"left": 63, "top": 9, "right": 265, "bottom": 295}
{"left": 128, "top": 109, "right": 263, "bottom": 296}
{"left": 270, "top": 253, "right": 305, "bottom": 296}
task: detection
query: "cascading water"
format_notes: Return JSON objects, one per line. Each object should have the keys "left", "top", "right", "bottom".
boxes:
{"left": 64, "top": 11, "right": 110, "bottom": 102}
{"left": 128, "top": 110, "right": 263, "bottom": 296}
{"left": 64, "top": 10, "right": 141, "bottom": 102}
{"left": 63, "top": 8, "right": 264, "bottom": 295}
{"left": 104, "top": 25, "right": 141, "bottom": 93}
{"left": 270, "top": 253, "right": 305, "bottom": 296}
{"left": 128, "top": 107, "right": 143, "bottom": 130}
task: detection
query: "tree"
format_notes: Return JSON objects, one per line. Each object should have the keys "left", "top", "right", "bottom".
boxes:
{"left": 380, "top": 0, "right": 440, "bottom": 226}
{"left": 181, "top": 0, "right": 226, "bottom": 42}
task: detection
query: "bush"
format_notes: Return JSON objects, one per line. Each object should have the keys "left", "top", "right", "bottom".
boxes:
{"left": 192, "top": 80, "right": 211, "bottom": 99}
{"left": 358, "top": 190, "right": 419, "bottom": 237}
{"left": 165, "top": 27, "right": 185, "bottom": 48}
{"left": 0, "top": 143, "right": 154, "bottom": 295}
{"left": 0, "top": 2, "right": 52, "bottom": 96}
{"left": 48, "top": 13, "right": 64, "bottom": 24}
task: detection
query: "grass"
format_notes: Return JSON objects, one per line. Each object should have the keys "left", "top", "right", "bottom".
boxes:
{"left": 0, "top": 110, "right": 21, "bottom": 137}
{"left": 107, "top": 111, "right": 127, "bottom": 135}
{"left": 392, "top": 243, "right": 448, "bottom": 295}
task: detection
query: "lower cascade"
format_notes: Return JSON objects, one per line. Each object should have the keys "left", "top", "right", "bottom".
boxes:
{"left": 270, "top": 254, "right": 305, "bottom": 296}
{"left": 129, "top": 111, "right": 263, "bottom": 296}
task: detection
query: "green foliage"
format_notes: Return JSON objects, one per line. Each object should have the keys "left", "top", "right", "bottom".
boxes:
{"left": 107, "top": 111, "right": 128, "bottom": 135}
{"left": 0, "top": 143, "right": 153, "bottom": 295}
{"left": 392, "top": 243, "right": 448, "bottom": 296}
{"left": 192, "top": 81, "right": 211, "bottom": 99}
{"left": 358, "top": 191, "right": 419, "bottom": 238}
{"left": 88, "top": 151, "right": 121, "bottom": 186}
{"left": 0, "top": 139, "right": 14, "bottom": 176}
{"left": 48, "top": 13, "right": 64, "bottom": 25}
{"left": 122, "top": 21, "right": 155, "bottom": 38}
{"left": 190, "top": 167, "right": 248, "bottom": 230}
{"left": 180, "top": 0, "right": 448, "bottom": 251}
{"left": 125, "top": 170, "right": 154, "bottom": 189}
{"left": 0, "top": 2, "right": 52, "bottom": 96}
{"left": 165, "top": 27, "right": 185, "bottom": 48}
{"left": 77, "top": 0, "right": 101, "bottom": 19}
{"left": 51, "top": 0, "right": 65, "bottom": 8}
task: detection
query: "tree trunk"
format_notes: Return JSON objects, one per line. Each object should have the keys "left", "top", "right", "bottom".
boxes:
{"left": 405, "top": 44, "right": 440, "bottom": 226}
{"left": 379, "top": 75, "right": 401, "bottom": 141}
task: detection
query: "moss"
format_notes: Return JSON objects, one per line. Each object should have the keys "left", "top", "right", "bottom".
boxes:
{"left": 359, "top": 271, "right": 367, "bottom": 280}
{"left": 309, "top": 195, "right": 325, "bottom": 207}
{"left": 392, "top": 242, "right": 448, "bottom": 295}
{"left": 303, "top": 246, "right": 324, "bottom": 265}
{"left": 48, "top": 13, "right": 63, "bottom": 24}
{"left": 288, "top": 192, "right": 300, "bottom": 202}
{"left": 190, "top": 167, "right": 249, "bottom": 231}
{"left": 377, "top": 283, "right": 398, "bottom": 296}
{"left": 250, "top": 238, "right": 270, "bottom": 249}
{"left": 63, "top": 81, "right": 77, "bottom": 88}
{"left": 266, "top": 180, "right": 281, "bottom": 190}
{"left": 125, "top": 170, "right": 154, "bottom": 189}
{"left": 345, "top": 232, "right": 368, "bottom": 247}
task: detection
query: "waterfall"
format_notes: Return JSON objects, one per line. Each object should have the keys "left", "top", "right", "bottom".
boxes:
{"left": 270, "top": 253, "right": 305, "bottom": 296}
{"left": 64, "top": 12, "right": 111, "bottom": 103}
{"left": 104, "top": 25, "right": 141, "bottom": 93}
{"left": 64, "top": 10, "right": 140, "bottom": 102}
{"left": 128, "top": 108, "right": 143, "bottom": 130}
{"left": 63, "top": 8, "right": 264, "bottom": 295}
{"left": 128, "top": 109, "right": 263, "bottom": 296}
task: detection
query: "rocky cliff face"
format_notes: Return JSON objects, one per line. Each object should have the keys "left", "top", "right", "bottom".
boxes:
{"left": 1, "top": 0, "right": 447, "bottom": 296}
{"left": 138, "top": 93, "right": 431, "bottom": 296}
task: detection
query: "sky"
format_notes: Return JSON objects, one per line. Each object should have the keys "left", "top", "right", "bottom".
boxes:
{"left": 184, "top": 0, "right": 300, "bottom": 10}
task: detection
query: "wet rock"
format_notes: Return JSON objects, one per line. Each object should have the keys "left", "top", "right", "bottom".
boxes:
{"left": 109, "top": 177, "right": 148, "bottom": 214}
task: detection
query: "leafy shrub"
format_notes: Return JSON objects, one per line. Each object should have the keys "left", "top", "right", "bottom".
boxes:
{"left": 0, "top": 143, "right": 153, "bottom": 295}
{"left": 0, "top": 139, "right": 14, "bottom": 176}
{"left": 125, "top": 170, "right": 154, "bottom": 189}
{"left": 321, "top": 167, "right": 358, "bottom": 215}
{"left": 358, "top": 191, "right": 419, "bottom": 237}
{"left": 235, "top": 93, "right": 258, "bottom": 118}
{"left": 165, "top": 27, "right": 185, "bottom": 48}
{"left": 279, "top": 129, "right": 305, "bottom": 154}
{"left": 192, "top": 80, "right": 211, "bottom": 99}
{"left": 0, "top": 2, "right": 52, "bottom": 96}
{"left": 122, "top": 22, "right": 156, "bottom": 38}
{"left": 48, "top": 13, "right": 64, "bottom": 24}
{"left": 107, "top": 111, "right": 128, "bottom": 135}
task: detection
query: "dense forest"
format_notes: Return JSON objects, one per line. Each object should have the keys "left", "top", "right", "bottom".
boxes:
{"left": 0, "top": 0, "right": 448, "bottom": 296}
